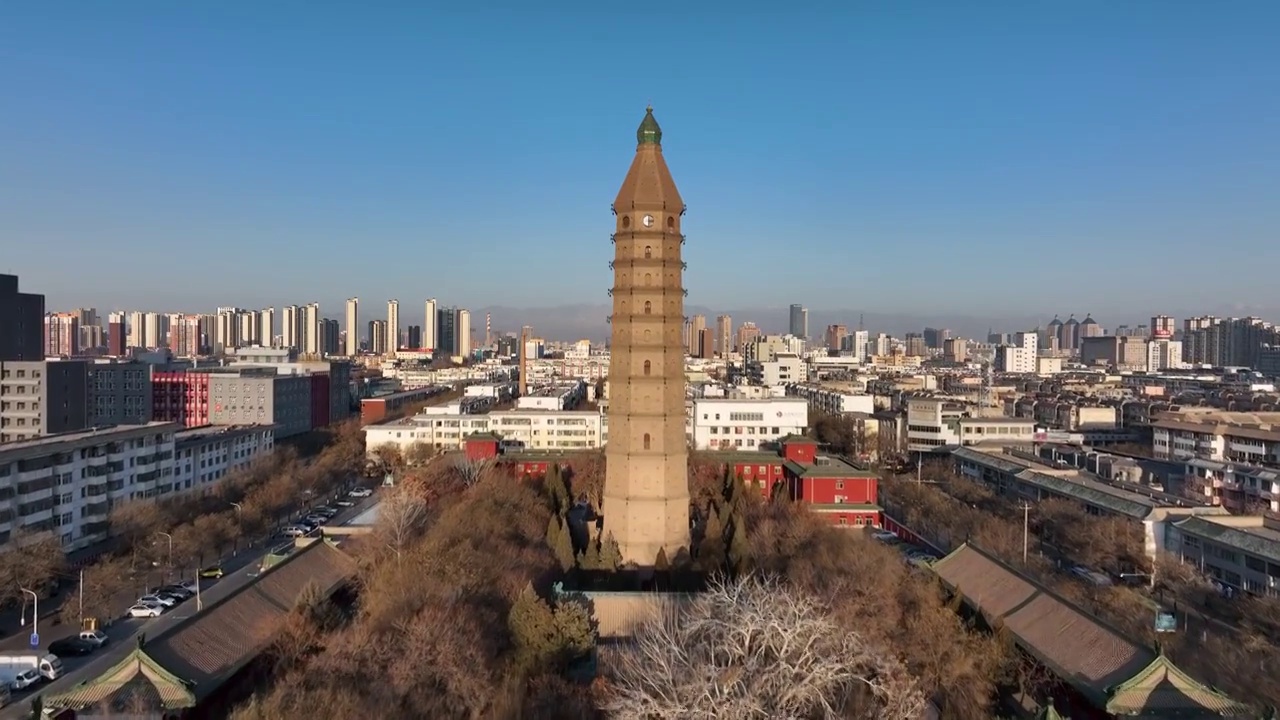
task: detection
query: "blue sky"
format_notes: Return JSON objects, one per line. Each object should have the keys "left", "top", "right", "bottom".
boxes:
{"left": 2, "top": 2, "right": 1277, "bottom": 324}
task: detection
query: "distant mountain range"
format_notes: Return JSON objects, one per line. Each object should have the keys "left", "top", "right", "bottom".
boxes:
{"left": 471, "top": 305, "right": 1128, "bottom": 342}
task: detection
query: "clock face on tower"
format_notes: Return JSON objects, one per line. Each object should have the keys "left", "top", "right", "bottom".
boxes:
{"left": 642, "top": 214, "right": 655, "bottom": 228}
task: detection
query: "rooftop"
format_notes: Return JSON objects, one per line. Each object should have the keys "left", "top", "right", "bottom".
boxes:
{"left": 174, "top": 424, "right": 276, "bottom": 447}
{"left": 1175, "top": 515, "right": 1280, "bottom": 566}
{"left": 784, "top": 454, "right": 877, "bottom": 480}
{"left": 932, "top": 543, "right": 1246, "bottom": 716}
{"left": 0, "top": 422, "right": 182, "bottom": 461}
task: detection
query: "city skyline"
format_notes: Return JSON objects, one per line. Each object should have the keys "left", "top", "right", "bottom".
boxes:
{"left": 4, "top": 5, "right": 1278, "bottom": 314}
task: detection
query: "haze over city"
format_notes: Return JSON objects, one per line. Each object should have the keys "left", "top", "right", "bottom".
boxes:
{"left": 4, "top": 3, "right": 1278, "bottom": 332}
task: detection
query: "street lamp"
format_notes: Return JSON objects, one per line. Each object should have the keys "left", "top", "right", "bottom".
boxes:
{"left": 19, "top": 586, "right": 38, "bottom": 638}
{"left": 157, "top": 532, "right": 173, "bottom": 582}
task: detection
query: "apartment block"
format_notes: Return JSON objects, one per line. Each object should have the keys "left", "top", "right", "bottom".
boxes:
{"left": 88, "top": 361, "right": 152, "bottom": 427}
{"left": 1183, "top": 459, "right": 1280, "bottom": 514}
{"left": 1166, "top": 513, "right": 1280, "bottom": 597}
{"left": 0, "top": 423, "right": 180, "bottom": 552}
{"left": 171, "top": 424, "right": 276, "bottom": 495}
{"left": 1152, "top": 411, "right": 1280, "bottom": 465}
{"left": 364, "top": 408, "right": 605, "bottom": 454}
{"left": 785, "top": 383, "right": 875, "bottom": 416}
{"left": 207, "top": 369, "right": 313, "bottom": 438}
{"left": 0, "top": 360, "right": 90, "bottom": 443}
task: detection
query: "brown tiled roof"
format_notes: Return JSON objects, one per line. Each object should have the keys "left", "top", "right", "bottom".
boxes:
{"left": 143, "top": 539, "right": 356, "bottom": 701}
{"left": 931, "top": 543, "right": 1151, "bottom": 706}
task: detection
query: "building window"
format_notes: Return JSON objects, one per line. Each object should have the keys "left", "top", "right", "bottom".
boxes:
{"left": 644, "top": 245, "right": 652, "bottom": 258}
{"left": 667, "top": 216, "right": 675, "bottom": 230}
{"left": 643, "top": 301, "right": 652, "bottom": 315}
{"left": 643, "top": 433, "right": 651, "bottom": 450}
{"left": 643, "top": 360, "right": 651, "bottom": 376}
{"left": 622, "top": 216, "right": 631, "bottom": 228}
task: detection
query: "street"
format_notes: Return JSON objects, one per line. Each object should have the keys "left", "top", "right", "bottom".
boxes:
{"left": 0, "top": 489, "right": 379, "bottom": 718}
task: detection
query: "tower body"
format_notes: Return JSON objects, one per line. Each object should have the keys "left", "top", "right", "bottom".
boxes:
{"left": 603, "top": 107, "right": 691, "bottom": 565}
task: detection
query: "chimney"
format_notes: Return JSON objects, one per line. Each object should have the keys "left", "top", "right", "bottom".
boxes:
{"left": 518, "top": 326, "right": 531, "bottom": 398}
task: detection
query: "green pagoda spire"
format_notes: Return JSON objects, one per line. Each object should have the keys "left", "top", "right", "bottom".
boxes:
{"left": 637, "top": 105, "right": 662, "bottom": 145}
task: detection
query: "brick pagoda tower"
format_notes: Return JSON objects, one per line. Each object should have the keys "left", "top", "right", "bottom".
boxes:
{"left": 603, "top": 106, "right": 692, "bottom": 566}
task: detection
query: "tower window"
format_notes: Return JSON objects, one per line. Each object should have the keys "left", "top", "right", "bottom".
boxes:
{"left": 622, "top": 216, "right": 631, "bottom": 229}
{"left": 644, "top": 272, "right": 652, "bottom": 285}
{"left": 643, "top": 301, "right": 652, "bottom": 314}
{"left": 643, "top": 433, "right": 651, "bottom": 450}
{"left": 667, "top": 216, "right": 674, "bottom": 229}
{"left": 643, "top": 360, "right": 651, "bottom": 376}
{"left": 644, "top": 246, "right": 652, "bottom": 258}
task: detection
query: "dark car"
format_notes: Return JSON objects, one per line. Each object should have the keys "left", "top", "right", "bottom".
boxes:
{"left": 48, "top": 637, "right": 97, "bottom": 657}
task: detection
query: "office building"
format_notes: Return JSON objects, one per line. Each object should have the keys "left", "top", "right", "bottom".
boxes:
{"left": 0, "top": 274, "right": 44, "bottom": 362}
{"left": 789, "top": 304, "right": 808, "bottom": 339}
{"left": 716, "top": 314, "right": 732, "bottom": 356}
{"left": 368, "top": 320, "right": 387, "bottom": 355}
{"left": 457, "top": 309, "right": 472, "bottom": 357}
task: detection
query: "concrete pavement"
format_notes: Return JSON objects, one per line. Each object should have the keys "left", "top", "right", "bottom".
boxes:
{"left": 0, "top": 491, "right": 379, "bottom": 718}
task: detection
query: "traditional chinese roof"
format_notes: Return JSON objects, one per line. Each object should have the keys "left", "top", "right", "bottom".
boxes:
{"left": 143, "top": 540, "right": 356, "bottom": 702}
{"left": 45, "top": 644, "right": 196, "bottom": 711}
{"left": 1034, "top": 700, "right": 1068, "bottom": 720}
{"left": 932, "top": 543, "right": 1247, "bottom": 716}
{"left": 1105, "top": 654, "right": 1251, "bottom": 717}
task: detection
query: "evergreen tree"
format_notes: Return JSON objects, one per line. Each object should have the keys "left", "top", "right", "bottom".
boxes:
{"left": 547, "top": 463, "right": 569, "bottom": 514}
{"left": 552, "top": 517, "right": 576, "bottom": 572}
{"left": 508, "top": 583, "right": 558, "bottom": 674}
{"left": 581, "top": 539, "right": 602, "bottom": 570}
{"left": 697, "top": 505, "right": 727, "bottom": 571}
{"left": 728, "top": 519, "right": 751, "bottom": 575}
{"left": 598, "top": 533, "right": 622, "bottom": 571}
{"left": 545, "top": 513, "right": 562, "bottom": 550}
{"left": 654, "top": 547, "right": 671, "bottom": 571}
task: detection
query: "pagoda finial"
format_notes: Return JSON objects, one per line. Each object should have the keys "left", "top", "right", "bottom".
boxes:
{"left": 637, "top": 105, "right": 662, "bottom": 146}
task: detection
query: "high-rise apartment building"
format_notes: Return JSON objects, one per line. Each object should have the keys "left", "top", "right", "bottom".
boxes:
{"left": 943, "top": 337, "right": 968, "bottom": 363}
{"left": 602, "top": 106, "right": 690, "bottom": 565}
{"left": 387, "top": 300, "right": 400, "bottom": 353}
{"left": 696, "top": 327, "right": 714, "bottom": 359}
{"left": 457, "top": 309, "right": 472, "bottom": 357}
{"left": 825, "top": 324, "right": 847, "bottom": 353}
{"left": 0, "top": 274, "right": 45, "bottom": 362}
{"left": 789, "top": 304, "right": 808, "bottom": 339}
{"left": 716, "top": 315, "right": 732, "bottom": 356}
{"left": 44, "top": 313, "right": 80, "bottom": 356}
{"left": 282, "top": 305, "right": 303, "bottom": 351}
{"left": 259, "top": 307, "right": 275, "bottom": 347}
{"left": 0, "top": 360, "right": 90, "bottom": 442}
{"left": 368, "top": 320, "right": 387, "bottom": 355}
{"left": 169, "top": 315, "right": 202, "bottom": 357}
{"left": 108, "top": 312, "right": 126, "bottom": 356}
{"left": 320, "top": 318, "right": 340, "bottom": 356}
{"left": 437, "top": 307, "right": 458, "bottom": 356}
{"left": 1151, "top": 315, "right": 1176, "bottom": 339}
{"left": 685, "top": 314, "right": 706, "bottom": 352}
{"left": 344, "top": 298, "right": 359, "bottom": 355}
{"left": 847, "top": 329, "right": 870, "bottom": 362}
{"left": 423, "top": 298, "right": 437, "bottom": 352}
{"left": 923, "top": 327, "right": 951, "bottom": 349}
{"left": 737, "top": 322, "right": 761, "bottom": 353}
{"left": 303, "top": 303, "right": 321, "bottom": 355}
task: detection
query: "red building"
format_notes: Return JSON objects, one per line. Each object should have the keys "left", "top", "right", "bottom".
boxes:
{"left": 107, "top": 319, "right": 125, "bottom": 356}
{"left": 360, "top": 386, "right": 448, "bottom": 425}
{"left": 152, "top": 370, "right": 211, "bottom": 427}
{"left": 460, "top": 433, "right": 881, "bottom": 528}
{"left": 309, "top": 374, "right": 331, "bottom": 429}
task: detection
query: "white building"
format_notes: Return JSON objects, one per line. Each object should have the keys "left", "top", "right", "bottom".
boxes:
{"left": 786, "top": 384, "right": 875, "bottom": 415}
{"left": 690, "top": 398, "right": 808, "bottom": 451}
{"left": 906, "top": 397, "right": 1035, "bottom": 452}
{"left": 1147, "top": 339, "right": 1185, "bottom": 372}
{"left": 365, "top": 408, "right": 604, "bottom": 455}
{"left": 516, "top": 382, "right": 586, "bottom": 411}
{"left": 759, "top": 353, "right": 804, "bottom": 386}
{"left": 995, "top": 331, "right": 1038, "bottom": 374}
{"left": 171, "top": 424, "right": 276, "bottom": 496}
{"left": 0, "top": 422, "right": 182, "bottom": 553}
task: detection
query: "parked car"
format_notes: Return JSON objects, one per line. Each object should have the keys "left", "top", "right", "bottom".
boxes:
{"left": 138, "top": 594, "right": 177, "bottom": 608}
{"left": 314, "top": 506, "right": 338, "bottom": 518}
{"left": 78, "top": 630, "right": 109, "bottom": 647}
{"left": 280, "top": 526, "right": 308, "bottom": 538}
{"left": 9, "top": 668, "right": 41, "bottom": 690}
{"left": 127, "top": 603, "right": 164, "bottom": 619}
{"left": 178, "top": 579, "right": 201, "bottom": 593}
{"left": 348, "top": 487, "right": 373, "bottom": 498}
{"left": 334, "top": 499, "right": 355, "bottom": 508}
{"left": 303, "top": 514, "right": 328, "bottom": 525}
{"left": 198, "top": 566, "right": 225, "bottom": 579}
{"left": 48, "top": 638, "right": 96, "bottom": 657}
{"left": 157, "top": 585, "right": 193, "bottom": 600}
{"left": 871, "top": 530, "right": 898, "bottom": 542}
{"left": 155, "top": 590, "right": 187, "bottom": 604}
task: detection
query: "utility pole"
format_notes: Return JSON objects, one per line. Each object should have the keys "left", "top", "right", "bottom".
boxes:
{"left": 78, "top": 569, "right": 84, "bottom": 626}
{"left": 916, "top": 457, "right": 922, "bottom": 485}
{"left": 1019, "top": 501, "right": 1033, "bottom": 564}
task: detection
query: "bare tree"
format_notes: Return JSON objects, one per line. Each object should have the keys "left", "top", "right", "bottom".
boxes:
{"left": 452, "top": 455, "right": 495, "bottom": 488}
{"left": 377, "top": 487, "right": 429, "bottom": 554}
{"left": 602, "top": 576, "right": 926, "bottom": 720}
